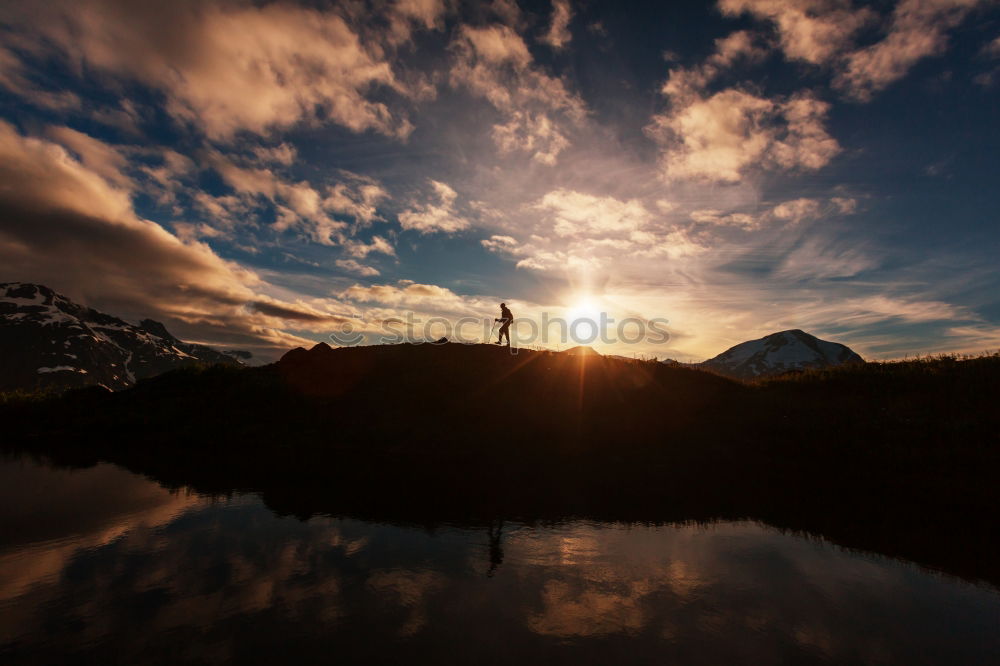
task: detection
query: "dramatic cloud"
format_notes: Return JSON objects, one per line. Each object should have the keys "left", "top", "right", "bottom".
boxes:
{"left": 398, "top": 180, "right": 471, "bottom": 234}
{"left": 0, "top": 0, "right": 418, "bottom": 139}
{"left": 0, "top": 121, "right": 340, "bottom": 355}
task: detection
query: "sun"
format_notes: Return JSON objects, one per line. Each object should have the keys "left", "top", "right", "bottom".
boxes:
{"left": 567, "top": 295, "right": 602, "bottom": 323}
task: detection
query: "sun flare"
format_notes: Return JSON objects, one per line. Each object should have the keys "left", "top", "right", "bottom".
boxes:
{"left": 567, "top": 296, "right": 603, "bottom": 323}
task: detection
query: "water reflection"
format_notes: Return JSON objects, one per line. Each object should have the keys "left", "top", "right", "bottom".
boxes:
{"left": 1, "top": 457, "right": 998, "bottom": 664}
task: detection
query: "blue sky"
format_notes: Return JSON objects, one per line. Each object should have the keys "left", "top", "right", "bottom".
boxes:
{"left": 0, "top": 0, "right": 998, "bottom": 361}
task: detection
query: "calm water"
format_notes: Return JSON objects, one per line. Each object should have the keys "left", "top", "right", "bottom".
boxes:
{"left": 1, "top": 456, "right": 998, "bottom": 665}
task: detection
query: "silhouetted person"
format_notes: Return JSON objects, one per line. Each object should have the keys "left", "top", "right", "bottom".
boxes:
{"left": 495, "top": 303, "right": 513, "bottom": 346}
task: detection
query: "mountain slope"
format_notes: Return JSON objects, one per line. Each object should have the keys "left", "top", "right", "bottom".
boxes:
{"left": 700, "top": 329, "right": 863, "bottom": 380}
{"left": 0, "top": 282, "right": 243, "bottom": 392}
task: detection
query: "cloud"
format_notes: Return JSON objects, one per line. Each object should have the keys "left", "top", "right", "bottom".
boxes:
{"left": 721, "top": 0, "right": 988, "bottom": 101}
{"left": 834, "top": 0, "right": 980, "bottom": 101}
{"left": 480, "top": 235, "right": 518, "bottom": 251}
{"left": 335, "top": 259, "right": 380, "bottom": 277}
{"left": 983, "top": 35, "right": 1000, "bottom": 58}
{"left": 398, "top": 180, "right": 471, "bottom": 234}
{"left": 207, "top": 151, "right": 390, "bottom": 246}
{"left": 0, "top": 120, "right": 341, "bottom": 356}
{"left": 942, "top": 325, "right": 1000, "bottom": 352}
{"left": 0, "top": 46, "right": 82, "bottom": 111}
{"left": 481, "top": 189, "right": 706, "bottom": 276}
{"left": 774, "top": 236, "right": 877, "bottom": 280}
{"left": 719, "top": 0, "right": 874, "bottom": 65}
{"left": 252, "top": 143, "right": 297, "bottom": 166}
{"left": 489, "top": 0, "right": 525, "bottom": 27}
{"left": 648, "top": 89, "right": 780, "bottom": 182}
{"left": 338, "top": 280, "right": 492, "bottom": 320}
{"left": 384, "top": 0, "right": 448, "bottom": 44}
{"left": 535, "top": 189, "right": 651, "bottom": 237}
{"left": 457, "top": 24, "right": 533, "bottom": 68}
{"left": 209, "top": 153, "right": 339, "bottom": 240}
{"left": 449, "top": 22, "right": 586, "bottom": 164}
{"left": 690, "top": 196, "right": 856, "bottom": 230}
{"left": 771, "top": 197, "right": 822, "bottom": 223}
{"left": 690, "top": 209, "right": 760, "bottom": 229}
{"left": 492, "top": 112, "right": 569, "bottom": 165}
{"left": 834, "top": 0, "right": 986, "bottom": 101}
{"left": 709, "top": 29, "right": 771, "bottom": 67}
{"left": 248, "top": 299, "right": 343, "bottom": 322}
{"left": 647, "top": 28, "right": 840, "bottom": 182}
{"left": 647, "top": 88, "right": 840, "bottom": 182}
{"left": 344, "top": 235, "right": 396, "bottom": 258}
{"left": 0, "top": 0, "right": 417, "bottom": 139}
{"left": 137, "top": 148, "right": 198, "bottom": 207}
{"left": 831, "top": 196, "right": 857, "bottom": 214}
{"left": 659, "top": 30, "right": 769, "bottom": 101}
{"left": 44, "top": 126, "right": 133, "bottom": 189}
{"left": 819, "top": 295, "right": 969, "bottom": 325}
{"left": 542, "top": 0, "right": 573, "bottom": 50}
{"left": 323, "top": 173, "right": 388, "bottom": 227}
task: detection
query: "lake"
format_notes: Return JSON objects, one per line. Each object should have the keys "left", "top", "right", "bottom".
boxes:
{"left": 1, "top": 455, "right": 998, "bottom": 664}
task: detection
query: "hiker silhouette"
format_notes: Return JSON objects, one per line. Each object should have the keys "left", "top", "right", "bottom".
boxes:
{"left": 495, "top": 303, "right": 513, "bottom": 346}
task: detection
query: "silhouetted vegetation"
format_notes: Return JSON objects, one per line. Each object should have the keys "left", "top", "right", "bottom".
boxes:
{"left": 2, "top": 344, "right": 999, "bottom": 587}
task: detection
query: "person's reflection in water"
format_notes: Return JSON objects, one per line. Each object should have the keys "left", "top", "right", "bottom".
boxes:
{"left": 487, "top": 519, "right": 505, "bottom": 577}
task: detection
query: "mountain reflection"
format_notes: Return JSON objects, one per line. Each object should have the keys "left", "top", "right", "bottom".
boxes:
{"left": 1, "top": 457, "right": 998, "bottom": 665}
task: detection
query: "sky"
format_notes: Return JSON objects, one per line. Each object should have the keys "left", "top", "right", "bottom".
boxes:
{"left": 0, "top": 0, "right": 998, "bottom": 362}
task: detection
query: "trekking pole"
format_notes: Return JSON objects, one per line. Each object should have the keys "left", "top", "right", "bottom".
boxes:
{"left": 487, "top": 320, "right": 498, "bottom": 344}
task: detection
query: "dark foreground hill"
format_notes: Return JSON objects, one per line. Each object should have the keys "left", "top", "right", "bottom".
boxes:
{"left": 0, "top": 282, "right": 244, "bottom": 392}
{"left": 3, "top": 343, "right": 999, "bottom": 587}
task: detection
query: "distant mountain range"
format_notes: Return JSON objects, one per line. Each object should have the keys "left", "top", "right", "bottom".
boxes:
{"left": 694, "top": 329, "right": 864, "bottom": 380}
{"left": 0, "top": 282, "right": 245, "bottom": 392}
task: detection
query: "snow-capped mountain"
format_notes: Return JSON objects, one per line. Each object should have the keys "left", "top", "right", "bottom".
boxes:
{"left": 698, "top": 329, "right": 863, "bottom": 380}
{"left": 0, "top": 282, "right": 245, "bottom": 392}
